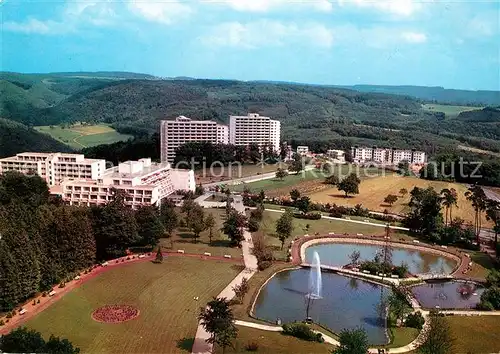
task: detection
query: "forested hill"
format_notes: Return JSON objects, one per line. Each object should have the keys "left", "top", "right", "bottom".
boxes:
{"left": 2, "top": 72, "right": 500, "bottom": 155}
{"left": 0, "top": 118, "right": 73, "bottom": 158}
{"left": 341, "top": 85, "right": 500, "bottom": 106}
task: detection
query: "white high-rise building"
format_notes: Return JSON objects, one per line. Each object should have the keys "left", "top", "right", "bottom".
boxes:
{"left": 229, "top": 113, "right": 281, "bottom": 153}
{"left": 0, "top": 152, "right": 106, "bottom": 186}
{"left": 160, "top": 116, "right": 229, "bottom": 163}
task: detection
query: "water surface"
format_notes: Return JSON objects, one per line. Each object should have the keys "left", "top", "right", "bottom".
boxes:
{"left": 411, "top": 281, "right": 484, "bottom": 309}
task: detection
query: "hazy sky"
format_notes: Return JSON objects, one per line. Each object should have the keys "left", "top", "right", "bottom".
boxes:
{"left": 1, "top": 0, "right": 499, "bottom": 90}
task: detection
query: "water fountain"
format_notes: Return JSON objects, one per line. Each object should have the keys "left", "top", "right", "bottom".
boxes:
{"left": 305, "top": 251, "right": 322, "bottom": 323}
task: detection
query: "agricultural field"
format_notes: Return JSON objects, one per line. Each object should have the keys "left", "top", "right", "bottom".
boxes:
{"left": 159, "top": 208, "right": 243, "bottom": 259}
{"left": 422, "top": 103, "right": 482, "bottom": 118}
{"left": 445, "top": 316, "right": 500, "bottom": 354}
{"left": 308, "top": 175, "right": 491, "bottom": 227}
{"left": 25, "top": 257, "right": 241, "bottom": 354}
{"left": 254, "top": 210, "right": 411, "bottom": 260}
{"left": 35, "top": 124, "right": 132, "bottom": 149}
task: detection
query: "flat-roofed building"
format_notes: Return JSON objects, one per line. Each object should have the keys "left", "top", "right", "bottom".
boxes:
{"left": 351, "top": 146, "right": 426, "bottom": 165}
{"left": 54, "top": 158, "right": 195, "bottom": 209}
{"left": 160, "top": 116, "right": 229, "bottom": 163}
{"left": 229, "top": 113, "right": 281, "bottom": 153}
{"left": 0, "top": 152, "right": 106, "bottom": 186}
{"left": 297, "top": 146, "right": 309, "bottom": 155}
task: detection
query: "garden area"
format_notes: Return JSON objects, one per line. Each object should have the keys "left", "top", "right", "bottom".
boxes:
{"left": 23, "top": 257, "right": 242, "bottom": 353}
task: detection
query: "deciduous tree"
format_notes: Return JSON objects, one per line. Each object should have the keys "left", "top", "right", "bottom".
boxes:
{"left": 384, "top": 194, "right": 399, "bottom": 207}
{"left": 332, "top": 328, "right": 369, "bottom": 354}
{"left": 337, "top": 173, "right": 361, "bottom": 198}
{"left": 276, "top": 211, "right": 294, "bottom": 249}
{"left": 199, "top": 298, "right": 238, "bottom": 354}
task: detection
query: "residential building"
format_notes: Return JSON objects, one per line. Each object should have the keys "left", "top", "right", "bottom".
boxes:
{"left": 229, "top": 113, "right": 281, "bottom": 153}
{"left": 351, "top": 146, "right": 426, "bottom": 165}
{"left": 327, "top": 149, "right": 346, "bottom": 163}
{"left": 0, "top": 152, "right": 106, "bottom": 186}
{"left": 160, "top": 116, "right": 229, "bottom": 163}
{"left": 54, "top": 158, "right": 195, "bottom": 209}
{"left": 297, "top": 146, "right": 309, "bottom": 155}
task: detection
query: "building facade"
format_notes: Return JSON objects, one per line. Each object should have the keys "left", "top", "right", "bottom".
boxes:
{"left": 160, "top": 116, "right": 229, "bottom": 163}
{"left": 351, "top": 146, "right": 426, "bottom": 165}
{"left": 229, "top": 113, "right": 281, "bottom": 153}
{"left": 297, "top": 146, "right": 309, "bottom": 155}
{"left": 0, "top": 152, "right": 106, "bottom": 186}
{"left": 54, "top": 158, "right": 195, "bottom": 209}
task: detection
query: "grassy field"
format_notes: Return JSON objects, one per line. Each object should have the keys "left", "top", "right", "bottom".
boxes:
{"left": 308, "top": 175, "right": 491, "bottom": 227}
{"left": 422, "top": 103, "right": 482, "bottom": 118}
{"left": 25, "top": 257, "right": 241, "bottom": 354}
{"left": 159, "top": 208, "right": 243, "bottom": 259}
{"left": 255, "top": 210, "right": 411, "bottom": 260}
{"left": 446, "top": 316, "right": 500, "bottom": 354}
{"left": 216, "top": 326, "right": 333, "bottom": 354}
{"left": 35, "top": 124, "right": 132, "bottom": 149}
{"left": 195, "top": 163, "right": 287, "bottom": 184}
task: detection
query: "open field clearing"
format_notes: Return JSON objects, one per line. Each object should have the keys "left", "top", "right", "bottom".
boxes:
{"left": 159, "top": 208, "right": 243, "bottom": 259}
{"left": 445, "top": 316, "right": 500, "bottom": 354}
{"left": 422, "top": 103, "right": 482, "bottom": 117}
{"left": 25, "top": 257, "right": 241, "bottom": 354}
{"left": 308, "top": 175, "right": 491, "bottom": 227}
{"left": 457, "top": 144, "right": 500, "bottom": 157}
{"left": 195, "top": 163, "right": 286, "bottom": 184}
{"left": 35, "top": 124, "right": 132, "bottom": 149}
{"left": 216, "top": 326, "right": 333, "bottom": 354}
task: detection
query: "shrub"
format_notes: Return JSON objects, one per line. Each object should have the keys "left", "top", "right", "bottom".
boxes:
{"left": 6, "top": 312, "right": 12, "bottom": 319}
{"left": 121, "top": 259, "right": 125, "bottom": 262}
{"left": 282, "top": 322, "right": 324, "bottom": 342}
{"left": 248, "top": 217, "right": 260, "bottom": 232}
{"left": 405, "top": 311, "right": 425, "bottom": 329}
{"left": 245, "top": 342, "right": 259, "bottom": 351}
{"left": 58, "top": 282, "right": 66, "bottom": 288}
{"left": 258, "top": 260, "right": 272, "bottom": 271}
{"left": 42, "top": 292, "right": 47, "bottom": 297}
{"left": 0, "top": 320, "right": 4, "bottom": 326}
{"left": 32, "top": 300, "right": 36, "bottom": 306}
{"left": 37, "top": 299, "right": 40, "bottom": 304}
{"left": 293, "top": 212, "right": 321, "bottom": 220}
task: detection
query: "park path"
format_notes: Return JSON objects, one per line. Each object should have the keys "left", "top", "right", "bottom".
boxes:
{"left": 265, "top": 208, "right": 410, "bottom": 231}
{"left": 191, "top": 195, "right": 258, "bottom": 354}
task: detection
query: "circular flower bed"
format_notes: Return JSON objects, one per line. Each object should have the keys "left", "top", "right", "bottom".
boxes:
{"left": 91, "top": 305, "right": 140, "bottom": 323}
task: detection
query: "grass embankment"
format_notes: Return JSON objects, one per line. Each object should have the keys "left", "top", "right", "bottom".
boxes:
{"left": 25, "top": 257, "right": 241, "bottom": 354}
{"left": 308, "top": 175, "right": 491, "bottom": 227}
{"left": 35, "top": 124, "right": 132, "bottom": 149}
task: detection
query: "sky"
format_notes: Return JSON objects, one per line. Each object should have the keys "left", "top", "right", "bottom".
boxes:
{"left": 1, "top": 0, "right": 499, "bottom": 90}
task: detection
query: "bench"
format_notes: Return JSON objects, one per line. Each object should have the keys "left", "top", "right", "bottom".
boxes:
{"left": 138, "top": 254, "right": 145, "bottom": 259}
{"left": 177, "top": 250, "right": 185, "bottom": 254}
{"left": 223, "top": 255, "right": 231, "bottom": 259}
{"left": 356, "top": 233, "right": 363, "bottom": 236}
{"left": 49, "top": 290, "right": 56, "bottom": 297}
{"left": 204, "top": 252, "right": 211, "bottom": 257}
{"left": 19, "top": 309, "right": 27, "bottom": 315}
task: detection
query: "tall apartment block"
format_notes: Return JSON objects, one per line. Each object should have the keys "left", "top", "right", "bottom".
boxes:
{"left": 54, "top": 158, "right": 195, "bottom": 209}
{"left": 0, "top": 152, "right": 106, "bottom": 186}
{"left": 160, "top": 116, "right": 229, "bottom": 163}
{"left": 229, "top": 113, "right": 281, "bottom": 153}
{"left": 351, "top": 146, "right": 426, "bottom": 165}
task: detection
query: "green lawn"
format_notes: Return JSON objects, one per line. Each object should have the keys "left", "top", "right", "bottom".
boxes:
{"left": 159, "top": 208, "right": 243, "bottom": 259}
{"left": 422, "top": 103, "right": 482, "bottom": 118}
{"left": 446, "top": 316, "right": 500, "bottom": 354}
{"left": 230, "top": 169, "right": 323, "bottom": 193}
{"left": 25, "top": 257, "right": 241, "bottom": 354}
{"left": 255, "top": 210, "right": 411, "bottom": 260}
{"left": 216, "top": 326, "right": 334, "bottom": 354}
{"left": 34, "top": 124, "right": 132, "bottom": 149}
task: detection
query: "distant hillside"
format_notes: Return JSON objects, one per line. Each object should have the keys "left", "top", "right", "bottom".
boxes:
{"left": 343, "top": 85, "right": 500, "bottom": 106}
{"left": 456, "top": 107, "right": 500, "bottom": 123}
{"left": 0, "top": 118, "right": 73, "bottom": 158}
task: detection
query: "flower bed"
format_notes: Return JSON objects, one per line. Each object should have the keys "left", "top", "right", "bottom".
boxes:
{"left": 91, "top": 305, "right": 140, "bottom": 324}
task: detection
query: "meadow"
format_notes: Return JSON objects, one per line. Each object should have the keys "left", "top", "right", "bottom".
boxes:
{"left": 422, "top": 103, "right": 482, "bottom": 117}
{"left": 35, "top": 124, "right": 132, "bottom": 149}
{"left": 25, "top": 257, "right": 241, "bottom": 354}
{"left": 445, "top": 316, "right": 500, "bottom": 354}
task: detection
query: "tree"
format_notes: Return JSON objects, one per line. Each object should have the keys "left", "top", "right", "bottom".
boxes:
{"left": 232, "top": 277, "right": 249, "bottom": 304}
{"left": 44, "top": 335, "right": 81, "bottom": 353}
{"left": 190, "top": 205, "right": 207, "bottom": 243}
{"left": 199, "top": 298, "right": 238, "bottom": 354}
{"left": 205, "top": 213, "right": 216, "bottom": 245}
{"left": 383, "top": 194, "right": 399, "bottom": 206}
{"left": 399, "top": 188, "right": 408, "bottom": 197}
{"left": 275, "top": 168, "right": 288, "bottom": 181}
{"left": 296, "top": 196, "right": 311, "bottom": 214}
{"left": 276, "top": 211, "right": 294, "bottom": 249}
{"left": 348, "top": 250, "right": 361, "bottom": 265}
{"left": 181, "top": 198, "right": 196, "bottom": 228}
{"left": 337, "top": 173, "right": 361, "bottom": 198}
{"left": 440, "top": 188, "right": 458, "bottom": 226}
{"left": 404, "top": 187, "right": 443, "bottom": 238}
{"left": 398, "top": 160, "right": 411, "bottom": 176}
{"left": 332, "top": 328, "right": 369, "bottom": 354}
{"left": 0, "top": 327, "right": 79, "bottom": 354}
{"left": 325, "top": 174, "right": 339, "bottom": 186}
{"left": 388, "top": 291, "right": 411, "bottom": 326}
{"left": 486, "top": 199, "right": 500, "bottom": 257}
{"left": 290, "top": 189, "right": 301, "bottom": 203}
{"left": 222, "top": 209, "right": 247, "bottom": 246}
{"left": 288, "top": 153, "right": 304, "bottom": 175}
{"left": 465, "top": 185, "right": 487, "bottom": 241}
{"left": 135, "top": 206, "right": 165, "bottom": 247}
{"left": 160, "top": 200, "right": 179, "bottom": 248}
{"left": 154, "top": 246, "right": 163, "bottom": 264}
{"left": 418, "top": 312, "right": 454, "bottom": 354}
{"left": 258, "top": 190, "right": 265, "bottom": 204}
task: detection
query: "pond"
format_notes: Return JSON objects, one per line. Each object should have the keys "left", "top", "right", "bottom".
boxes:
{"left": 253, "top": 268, "right": 392, "bottom": 345}
{"left": 305, "top": 243, "right": 456, "bottom": 275}
{"left": 411, "top": 280, "right": 484, "bottom": 309}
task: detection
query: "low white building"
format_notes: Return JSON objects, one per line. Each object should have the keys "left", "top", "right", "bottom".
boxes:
{"left": 297, "top": 146, "right": 309, "bottom": 155}
{"left": 52, "top": 158, "right": 195, "bottom": 209}
{"left": 351, "top": 146, "right": 426, "bottom": 165}
{"left": 327, "top": 149, "right": 346, "bottom": 163}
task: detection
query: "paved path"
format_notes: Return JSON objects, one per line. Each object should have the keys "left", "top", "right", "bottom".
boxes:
{"left": 265, "top": 208, "right": 411, "bottom": 231}
{"left": 192, "top": 195, "right": 258, "bottom": 354}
